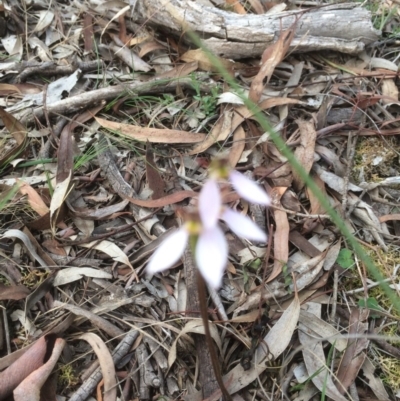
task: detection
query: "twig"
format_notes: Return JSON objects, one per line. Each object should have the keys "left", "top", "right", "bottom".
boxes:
{"left": 183, "top": 246, "right": 220, "bottom": 398}
{"left": 69, "top": 329, "right": 139, "bottom": 401}
{"left": 197, "top": 272, "right": 232, "bottom": 401}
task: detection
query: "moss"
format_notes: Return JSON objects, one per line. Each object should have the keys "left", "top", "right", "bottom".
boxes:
{"left": 58, "top": 364, "right": 80, "bottom": 389}
{"left": 352, "top": 137, "right": 400, "bottom": 183}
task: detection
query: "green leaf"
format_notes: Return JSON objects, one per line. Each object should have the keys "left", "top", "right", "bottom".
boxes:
{"left": 358, "top": 297, "right": 383, "bottom": 318}
{"left": 336, "top": 249, "right": 354, "bottom": 269}
{"left": 358, "top": 297, "right": 381, "bottom": 311}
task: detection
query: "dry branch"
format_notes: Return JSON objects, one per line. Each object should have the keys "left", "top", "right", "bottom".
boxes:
{"left": 132, "top": 1, "right": 379, "bottom": 58}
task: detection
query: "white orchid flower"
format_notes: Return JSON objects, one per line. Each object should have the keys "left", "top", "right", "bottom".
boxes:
{"left": 147, "top": 175, "right": 270, "bottom": 289}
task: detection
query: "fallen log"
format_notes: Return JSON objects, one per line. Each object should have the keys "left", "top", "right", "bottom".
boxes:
{"left": 132, "top": 1, "right": 380, "bottom": 58}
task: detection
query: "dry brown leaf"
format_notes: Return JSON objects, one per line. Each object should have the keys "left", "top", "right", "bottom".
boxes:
{"left": 0, "top": 83, "right": 21, "bottom": 95}
{"left": 17, "top": 180, "right": 49, "bottom": 217}
{"left": 293, "top": 119, "right": 317, "bottom": 191}
{"left": 49, "top": 171, "right": 72, "bottom": 233}
{"left": 224, "top": 0, "right": 246, "bottom": 13}
{"left": 139, "top": 40, "right": 166, "bottom": 58}
{"left": 181, "top": 49, "right": 236, "bottom": 73}
{"left": 379, "top": 213, "right": 400, "bottom": 222}
{"left": 0, "top": 335, "right": 53, "bottom": 399}
{"left": 56, "top": 123, "right": 75, "bottom": 183}
{"left": 0, "top": 108, "right": 28, "bottom": 168}
{"left": 188, "top": 109, "right": 233, "bottom": 155}
{"left": 146, "top": 141, "right": 165, "bottom": 199}
{"left": 228, "top": 126, "right": 246, "bottom": 167}
{"left": 156, "top": 61, "right": 198, "bottom": 79}
{"left": 267, "top": 186, "right": 289, "bottom": 283}
{"left": 95, "top": 116, "right": 206, "bottom": 143}
{"left": 249, "top": 24, "right": 296, "bottom": 103}
{"left": 124, "top": 190, "right": 197, "bottom": 208}
{"left": 0, "top": 284, "right": 30, "bottom": 301}
{"left": 299, "top": 303, "right": 348, "bottom": 401}
{"left": 336, "top": 308, "right": 369, "bottom": 394}
{"left": 0, "top": 108, "right": 27, "bottom": 145}
{"left": 83, "top": 13, "right": 94, "bottom": 54}
{"left": 13, "top": 337, "right": 65, "bottom": 401}
{"left": 79, "top": 333, "right": 117, "bottom": 401}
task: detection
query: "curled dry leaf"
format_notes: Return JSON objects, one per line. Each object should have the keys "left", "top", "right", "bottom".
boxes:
{"left": 0, "top": 229, "right": 48, "bottom": 269}
{"left": 13, "top": 337, "right": 65, "bottom": 401}
{"left": 79, "top": 333, "right": 117, "bottom": 401}
{"left": 249, "top": 23, "right": 296, "bottom": 103}
{"left": 0, "top": 335, "right": 59, "bottom": 400}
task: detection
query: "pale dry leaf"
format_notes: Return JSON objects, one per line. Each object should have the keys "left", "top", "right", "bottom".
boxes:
{"left": 1, "top": 35, "right": 23, "bottom": 60}
{"left": 361, "top": 358, "right": 391, "bottom": 401}
{"left": 49, "top": 171, "right": 73, "bottom": 233}
{"left": 80, "top": 239, "right": 136, "bottom": 276}
{"left": 28, "top": 37, "right": 52, "bottom": 62}
{"left": 79, "top": 333, "right": 117, "bottom": 401}
{"left": 313, "top": 164, "right": 362, "bottom": 193}
{"left": 54, "top": 267, "right": 113, "bottom": 286}
{"left": 299, "top": 303, "right": 348, "bottom": 401}
{"left": 72, "top": 217, "right": 94, "bottom": 237}
{"left": 109, "top": 42, "right": 151, "bottom": 72}
{"left": 381, "top": 78, "right": 399, "bottom": 105}
{"left": 168, "top": 319, "right": 222, "bottom": 369}
{"left": 100, "top": 5, "right": 130, "bottom": 40}
{"left": 323, "top": 241, "right": 341, "bottom": 271}
{"left": 34, "top": 10, "right": 54, "bottom": 32}
{"left": 237, "top": 246, "right": 265, "bottom": 265}
{"left": 0, "top": 230, "right": 48, "bottom": 268}
{"left": 299, "top": 309, "right": 347, "bottom": 352}
{"left": 96, "top": 116, "right": 206, "bottom": 143}
{"left": 290, "top": 252, "right": 326, "bottom": 292}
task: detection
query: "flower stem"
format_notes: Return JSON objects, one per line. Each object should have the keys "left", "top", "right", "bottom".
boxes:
{"left": 197, "top": 271, "right": 232, "bottom": 401}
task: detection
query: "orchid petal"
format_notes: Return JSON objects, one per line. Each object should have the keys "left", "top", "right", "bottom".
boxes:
{"left": 195, "top": 226, "right": 228, "bottom": 289}
{"left": 199, "top": 179, "right": 221, "bottom": 229}
{"left": 229, "top": 170, "right": 270, "bottom": 206}
{"left": 147, "top": 228, "right": 189, "bottom": 274}
{"left": 222, "top": 208, "right": 267, "bottom": 242}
